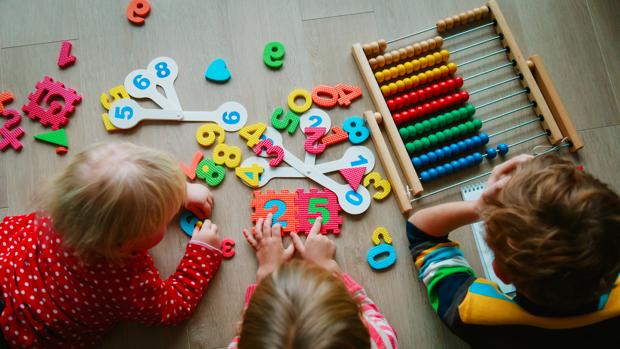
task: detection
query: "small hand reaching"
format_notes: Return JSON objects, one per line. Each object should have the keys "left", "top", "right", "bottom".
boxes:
{"left": 290, "top": 217, "right": 341, "bottom": 274}
{"left": 191, "top": 219, "right": 221, "bottom": 249}
{"left": 185, "top": 182, "right": 214, "bottom": 219}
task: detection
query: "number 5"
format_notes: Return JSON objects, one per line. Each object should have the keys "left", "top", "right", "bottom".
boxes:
{"left": 115, "top": 106, "right": 133, "bottom": 120}
{"left": 308, "top": 197, "right": 330, "bottom": 224}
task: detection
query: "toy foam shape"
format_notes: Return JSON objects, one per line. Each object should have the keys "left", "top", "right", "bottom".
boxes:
{"left": 0, "top": 91, "right": 14, "bottom": 112}
{"left": 295, "top": 188, "right": 342, "bottom": 235}
{"left": 338, "top": 167, "right": 366, "bottom": 191}
{"left": 57, "top": 41, "right": 76, "bottom": 68}
{"left": 205, "top": 58, "right": 231, "bottom": 83}
{"left": 33, "top": 128, "right": 68, "bottom": 147}
{"left": 22, "top": 76, "right": 82, "bottom": 130}
{"left": 0, "top": 109, "right": 25, "bottom": 151}
{"left": 250, "top": 190, "right": 298, "bottom": 233}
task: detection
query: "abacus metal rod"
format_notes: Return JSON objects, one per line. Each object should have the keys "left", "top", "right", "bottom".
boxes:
{"left": 450, "top": 35, "right": 502, "bottom": 54}
{"left": 506, "top": 131, "right": 548, "bottom": 148}
{"left": 470, "top": 75, "right": 522, "bottom": 95}
{"left": 482, "top": 103, "right": 534, "bottom": 123}
{"left": 463, "top": 61, "right": 514, "bottom": 81}
{"left": 488, "top": 117, "right": 542, "bottom": 138}
{"left": 443, "top": 21, "right": 496, "bottom": 41}
{"left": 475, "top": 88, "right": 528, "bottom": 110}
{"left": 458, "top": 49, "right": 508, "bottom": 68}
{"left": 387, "top": 25, "right": 437, "bottom": 44}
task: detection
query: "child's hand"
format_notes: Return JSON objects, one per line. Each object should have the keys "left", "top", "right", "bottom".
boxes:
{"left": 243, "top": 213, "right": 295, "bottom": 283}
{"left": 290, "top": 217, "right": 341, "bottom": 274}
{"left": 478, "top": 154, "right": 533, "bottom": 210}
{"left": 191, "top": 219, "right": 221, "bottom": 249}
{"left": 185, "top": 182, "right": 214, "bottom": 219}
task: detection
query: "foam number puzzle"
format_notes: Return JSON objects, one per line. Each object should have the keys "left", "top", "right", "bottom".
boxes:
{"left": 22, "top": 76, "right": 82, "bottom": 130}
{"left": 251, "top": 190, "right": 298, "bottom": 233}
{"left": 0, "top": 109, "right": 25, "bottom": 152}
{"left": 108, "top": 57, "right": 248, "bottom": 131}
{"left": 367, "top": 226, "right": 397, "bottom": 270}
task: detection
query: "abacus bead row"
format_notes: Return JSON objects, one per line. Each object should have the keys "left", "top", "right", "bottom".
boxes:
{"left": 369, "top": 36, "right": 444, "bottom": 70}
{"left": 399, "top": 104, "right": 475, "bottom": 140}
{"left": 405, "top": 118, "right": 483, "bottom": 154}
{"left": 387, "top": 76, "right": 464, "bottom": 112}
{"left": 381, "top": 63, "right": 457, "bottom": 97}
{"left": 375, "top": 50, "right": 450, "bottom": 83}
{"left": 436, "top": 6, "right": 490, "bottom": 32}
{"left": 412, "top": 133, "right": 489, "bottom": 168}
{"left": 486, "top": 143, "right": 509, "bottom": 159}
{"left": 362, "top": 39, "right": 388, "bottom": 58}
{"left": 393, "top": 91, "right": 469, "bottom": 125}
{"left": 420, "top": 152, "right": 484, "bottom": 182}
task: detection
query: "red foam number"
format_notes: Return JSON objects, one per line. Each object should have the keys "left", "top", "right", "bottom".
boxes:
{"left": 311, "top": 85, "right": 339, "bottom": 109}
{"left": 57, "top": 41, "right": 76, "bottom": 68}
{"left": 0, "top": 109, "right": 25, "bottom": 151}
{"left": 221, "top": 238, "right": 236, "bottom": 259}
{"left": 22, "top": 76, "right": 82, "bottom": 130}
{"left": 0, "top": 91, "right": 14, "bottom": 112}
{"left": 253, "top": 139, "right": 284, "bottom": 167}
{"left": 179, "top": 151, "right": 204, "bottom": 181}
{"left": 303, "top": 127, "right": 326, "bottom": 155}
{"left": 320, "top": 126, "right": 349, "bottom": 146}
{"left": 335, "top": 83, "right": 362, "bottom": 107}
{"left": 126, "top": 0, "right": 151, "bottom": 25}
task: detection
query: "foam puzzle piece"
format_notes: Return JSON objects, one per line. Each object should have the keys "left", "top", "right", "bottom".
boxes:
{"left": 22, "top": 76, "right": 82, "bottom": 130}
{"left": 57, "top": 41, "right": 76, "bottom": 68}
{"left": 55, "top": 146, "right": 68, "bottom": 155}
{"left": 303, "top": 127, "right": 326, "bottom": 155}
{"left": 321, "top": 126, "right": 348, "bottom": 146}
{"left": 253, "top": 139, "right": 284, "bottom": 167}
{"left": 126, "top": 0, "right": 151, "bottom": 25}
{"left": 251, "top": 190, "right": 298, "bottom": 233}
{"left": 0, "top": 109, "right": 25, "bottom": 151}
{"left": 180, "top": 151, "right": 203, "bottom": 181}
{"left": 371, "top": 227, "right": 392, "bottom": 245}
{"left": 221, "top": 238, "right": 236, "bottom": 259}
{"left": 0, "top": 91, "right": 15, "bottom": 112}
{"left": 205, "top": 58, "right": 231, "bottom": 83}
{"left": 311, "top": 85, "right": 338, "bottom": 109}
{"left": 338, "top": 167, "right": 366, "bottom": 191}
{"left": 295, "top": 188, "right": 343, "bottom": 235}
{"left": 363, "top": 171, "right": 392, "bottom": 200}
{"left": 263, "top": 41, "right": 285, "bottom": 69}
{"left": 179, "top": 210, "right": 200, "bottom": 237}
{"left": 287, "top": 89, "right": 312, "bottom": 114}
{"left": 196, "top": 158, "right": 226, "bottom": 187}
{"left": 367, "top": 243, "right": 397, "bottom": 270}
{"left": 34, "top": 129, "right": 68, "bottom": 147}
{"left": 335, "top": 83, "right": 363, "bottom": 107}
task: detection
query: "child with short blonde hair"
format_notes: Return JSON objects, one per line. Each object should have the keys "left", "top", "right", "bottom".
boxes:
{"left": 0, "top": 142, "right": 223, "bottom": 348}
{"left": 407, "top": 154, "right": 620, "bottom": 348}
{"left": 228, "top": 215, "right": 398, "bottom": 349}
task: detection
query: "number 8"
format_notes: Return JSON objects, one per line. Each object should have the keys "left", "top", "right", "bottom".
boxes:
{"left": 154, "top": 62, "right": 170, "bottom": 78}
{"left": 213, "top": 143, "right": 242, "bottom": 168}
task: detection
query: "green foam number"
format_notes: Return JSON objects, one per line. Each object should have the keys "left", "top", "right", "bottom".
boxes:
{"left": 263, "top": 41, "right": 285, "bottom": 69}
{"left": 308, "top": 197, "right": 330, "bottom": 224}
{"left": 196, "top": 158, "right": 225, "bottom": 187}
{"left": 271, "top": 107, "right": 300, "bottom": 134}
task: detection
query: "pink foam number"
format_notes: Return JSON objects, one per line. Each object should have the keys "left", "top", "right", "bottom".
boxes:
{"left": 338, "top": 167, "right": 366, "bottom": 191}
{"left": 303, "top": 127, "right": 326, "bottom": 155}
{"left": 253, "top": 139, "right": 284, "bottom": 167}
{"left": 0, "top": 109, "right": 25, "bottom": 151}
{"left": 57, "top": 41, "right": 76, "bottom": 68}
{"left": 22, "top": 76, "right": 82, "bottom": 130}
{"left": 221, "top": 238, "right": 236, "bottom": 259}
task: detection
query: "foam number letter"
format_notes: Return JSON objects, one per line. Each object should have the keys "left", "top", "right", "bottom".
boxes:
{"left": 196, "top": 123, "right": 225, "bottom": 147}
{"left": 343, "top": 116, "right": 370, "bottom": 144}
{"left": 287, "top": 89, "right": 312, "bottom": 114}
{"left": 126, "top": 0, "right": 151, "bottom": 25}
{"left": 253, "top": 139, "right": 284, "bottom": 167}
{"left": 239, "top": 122, "right": 267, "bottom": 148}
{"left": 372, "top": 227, "right": 392, "bottom": 245}
{"left": 263, "top": 41, "right": 285, "bottom": 69}
{"left": 235, "top": 163, "right": 264, "bottom": 188}
{"left": 311, "top": 85, "right": 339, "bottom": 109}
{"left": 221, "top": 238, "right": 236, "bottom": 259}
{"left": 179, "top": 210, "right": 200, "bottom": 237}
{"left": 179, "top": 151, "right": 204, "bottom": 181}
{"left": 308, "top": 197, "right": 330, "bottom": 224}
{"left": 335, "top": 83, "right": 362, "bottom": 107}
{"left": 321, "top": 126, "right": 348, "bottom": 146}
{"left": 271, "top": 107, "right": 300, "bottom": 135}
{"left": 212, "top": 143, "right": 242, "bottom": 168}
{"left": 303, "top": 127, "right": 326, "bottom": 155}
{"left": 100, "top": 85, "right": 130, "bottom": 132}
{"left": 367, "top": 244, "right": 397, "bottom": 270}
{"left": 0, "top": 109, "right": 25, "bottom": 151}
{"left": 195, "top": 158, "right": 226, "bottom": 187}
{"left": 363, "top": 171, "right": 392, "bottom": 200}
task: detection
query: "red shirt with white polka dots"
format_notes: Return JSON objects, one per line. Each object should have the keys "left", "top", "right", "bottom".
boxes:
{"left": 0, "top": 213, "right": 222, "bottom": 348}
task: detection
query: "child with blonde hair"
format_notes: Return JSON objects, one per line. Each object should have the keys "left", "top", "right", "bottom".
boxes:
{"left": 0, "top": 142, "right": 223, "bottom": 348}
{"left": 228, "top": 214, "right": 398, "bottom": 349}
{"left": 407, "top": 154, "right": 620, "bottom": 348}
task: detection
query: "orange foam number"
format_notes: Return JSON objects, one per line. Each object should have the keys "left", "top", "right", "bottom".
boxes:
{"left": 126, "top": 0, "right": 151, "bottom": 25}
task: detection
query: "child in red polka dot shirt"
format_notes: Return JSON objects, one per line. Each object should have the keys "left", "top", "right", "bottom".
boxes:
{"left": 0, "top": 142, "right": 223, "bottom": 348}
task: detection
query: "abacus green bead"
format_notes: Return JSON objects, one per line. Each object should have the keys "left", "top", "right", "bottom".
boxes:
{"left": 465, "top": 123, "right": 475, "bottom": 132}
{"left": 406, "top": 142, "right": 415, "bottom": 153}
{"left": 428, "top": 134, "right": 438, "bottom": 146}
{"left": 413, "top": 139, "right": 423, "bottom": 151}
{"left": 430, "top": 117, "right": 439, "bottom": 129}
{"left": 422, "top": 120, "right": 431, "bottom": 132}
{"left": 473, "top": 118, "right": 482, "bottom": 129}
{"left": 459, "top": 107, "right": 469, "bottom": 119}
{"left": 466, "top": 103, "right": 475, "bottom": 116}
{"left": 451, "top": 126, "right": 460, "bottom": 135}
{"left": 444, "top": 129, "right": 453, "bottom": 140}
{"left": 447, "top": 110, "right": 458, "bottom": 123}
{"left": 458, "top": 124, "right": 468, "bottom": 134}
{"left": 437, "top": 114, "right": 446, "bottom": 127}
{"left": 408, "top": 125, "right": 417, "bottom": 137}
{"left": 437, "top": 131, "right": 446, "bottom": 143}
{"left": 453, "top": 108, "right": 464, "bottom": 121}
{"left": 415, "top": 123, "right": 425, "bottom": 134}
{"left": 399, "top": 127, "right": 409, "bottom": 139}
{"left": 421, "top": 137, "right": 431, "bottom": 149}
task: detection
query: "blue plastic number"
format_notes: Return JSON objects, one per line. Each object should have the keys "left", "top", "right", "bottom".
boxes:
{"left": 114, "top": 106, "right": 133, "bottom": 120}
{"left": 350, "top": 155, "right": 368, "bottom": 167}
{"left": 309, "top": 115, "right": 322, "bottom": 127}
{"left": 179, "top": 210, "right": 199, "bottom": 237}
{"left": 133, "top": 74, "right": 150, "bottom": 90}
{"left": 264, "top": 199, "right": 288, "bottom": 227}
{"left": 223, "top": 111, "right": 240, "bottom": 124}
{"left": 343, "top": 116, "right": 370, "bottom": 144}
{"left": 367, "top": 243, "right": 397, "bottom": 270}
{"left": 154, "top": 62, "right": 171, "bottom": 78}
{"left": 345, "top": 190, "right": 363, "bottom": 206}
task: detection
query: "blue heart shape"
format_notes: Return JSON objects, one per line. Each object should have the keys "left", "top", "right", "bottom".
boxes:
{"left": 205, "top": 58, "right": 231, "bottom": 82}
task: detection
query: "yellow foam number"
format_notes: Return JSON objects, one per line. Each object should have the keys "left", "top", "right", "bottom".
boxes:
{"left": 213, "top": 143, "right": 242, "bottom": 168}
{"left": 372, "top": 227, "right": 392, "bottom": 245}
{"left": 196, "top": 123, "right": 225, "bottom": 147}
{"left": 239, "top": 122, "right": 267, "bottom": 148}
{"left": 235, "top": 163, "right": 264, "bottom": 188}
{"left": 100, "top": 85, "right": 130, "bottom": 132}
{"left": 287, "top": 88, "right": 312, "bottom": 114}
{"left": 363, "top": 171, "right": 392, "bottom": 200}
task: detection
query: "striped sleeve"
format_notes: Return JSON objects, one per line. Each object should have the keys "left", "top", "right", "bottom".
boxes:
{"left": 340, "top": 273, "right": 398, "bottom": 349}
{"left": 406, "top": 221, "right": 475, "bottom": 316}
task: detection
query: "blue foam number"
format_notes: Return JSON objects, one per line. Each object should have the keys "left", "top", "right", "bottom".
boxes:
{"left": 343, "top": 116, "right": 370, "bottom": 144}
{"left": 223, "top": 111, "right": 240, "bottom": 124}
{"left": 345, "top": 190, "right": 363, "bottom": 206}
{"left": 133, "top": 74, "right": 150, "bottom": 90}
{"left": 179, "top": 210, "right": 199, "bottom": 237}
{"left": 367, "top": 243, "right": 397, "bottom": 270}
{"left": 309, "top": 115, "right": 322, "bottom": 127}
{"left": 154, "top": 62, "right": 171, "bottom": 78}
{"left": 350, "top": 154, "right": 368, "bottom": 167}
{"left": 114, "top": 106, "right": 133, "bottom": 120}
{"left": 264, "top": 199, "right": 288, "bottom": 227}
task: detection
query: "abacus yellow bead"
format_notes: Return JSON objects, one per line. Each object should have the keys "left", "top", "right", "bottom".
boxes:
{"left": 413, "top": 43, "right": 422, "bottom": 55}
{"left": 375, "top": 71, "right": 384, "bottom": 83}
{"left": 381, "top": 85, "right": 390, "bottom": 96}
{"left": 384, "top": 53, "right": 393, "bottom": 65}
{"left": 363, "top": 44, "right": 372, "bottom": 56}
{"left": 369, "top": 58, "right": 377, "bottom": 69}
{"left": 418, "top": 72, "right": 427, "bottom": 84}
{"left": 378, "top": 39, "right": 387, "bottom": 52}
{"left": 473, "top": 7, "right": 482, "bottom": 20}
{"left": 406, "top": 45, "right": 415, "bottom": 57}
{"left": 437, "top": 19, "right": 446, "bottom": 32}
{"left": 371, "top": 41, "right": 380, "bottom": 55}
{"left": 421, "top": 40, "right": 429, "bottom": 52}
{"left": 396, "top": 80, "right": 405, "bottom": 92}
{"left": 419, "top": 57, "right": 427, "bottom": 69}
{"left": 435, "top": 36, "right": 444, "bottom": 48}
{"left": 445, "top": 17, "right": 454, "bottom": 29}
{"left": 426, "top": 54, "right": 435, "bottom": 67}
{"left": 377, "top": 55, "right": 386, "bottom": 67}
{"left": 412, "top": 59, "right": 421, "bottom": 71}
{"left": 426, "top": 70, "right": 435, "bottom": 81}
{"left": 480, "top": 6, "right": 490, "bottom": 17}
{"left": 404, "top": 61, "right": 413, "bottom": 74}
{"left": 440, "top": 65, "right": 449, "bottom": 76}
{"left": 432, "top": 67, "right": 441, "bottom": 77}
{"left": 389, "top": 83, "right": 398, "bottom": 95}
{"left": 411, "top": 75, "right": 420, "bottom": 87}
{"left": 433, "top": 52, "right": 442, "bottom": 63}
{"left": 399, "top": 48, "right": 407, "bottom": 58}
{"left": 397, "top": 65, "right": 406, "bottom": 76}
{"left": 440, "top": 49, "right": 450, "bottom": 62}
{"left": 448, "top": 62, "right": 457, "bottom": 74}
{"left": 403, "top": 78, "right": 413, "bottom": 89}
{"left": 388, "top": 67, "right": 397, "bottom": 79}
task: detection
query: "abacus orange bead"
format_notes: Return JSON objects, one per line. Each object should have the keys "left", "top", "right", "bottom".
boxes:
{"left": 466, "top": 10, "right": 475, "bottom": 22}
{"left": 378, "top": 39, "right": 387, "bottom": 52}
{"left": 440, "top": 49, "right": 450, "bottom": 62}
{"left": 458, "top": 12, "right": 467, "bottom": 24}
{"left": 381, "top": 85, "right": 390, "bottom": 96}
{"left": 473, "top": 7, "right": 482, "bottom": 20}
{"left": 411, "top": 75, "right": 420, "bottom": 87}
{"left": 426, "top": 54, "right": 435, "bottom": 66}
{"left": 445, "top": 17, "right": 454, "bottom": 29}
{"left": 369, "top": 58, "right": 378, "bottom": 69}
{"left": 399, "top": 48, "right": 407, "bottom": 58}
{"left": 375, "top": 71, "right": 384, "bottom": 83}
{"left": 413, "top": 43, "right": 422, "bottom": 55}
{"left": 437, "top": 19, "right": 446, "bottom": 32}
{"left": 451, "top": 15, "right": 460, "bottom": 26}
{"left": 404, "top": 61, "right": 413, "bottom": 74}
{"left": 448, "top": 62, "right": 457, "bottom": 74}
{"left": 377, "top": 55, "right": 386, "bottom": 67}
{"left": 421, "top": 40, "right": 429, "bottom": 52}
{"left": 440, "top": 65, "right": 449, "bottom": 76}
{"left": 412, "top": 59, "right": 420, "bottom": 71}
{"left": 370, "top": 41, "right": 380, "bottom": 55}
{"left": 480, "top": 6, "right": 490, "bottom": 17}
{"left": 403, "top": 78, "right": 413, "bottom": 89}
{"left": 419, "top": 56, "right": 427, "bottom": 69}
{"left": 435, "top": 36, "right": 444, "bottom": 48}
{"left": 363, "top": 44, "right": 372, "bottom": 56}
{"left": 384, "top": 52, "right": 393, "bottom": 65}
{"left": 428, "top": 38, "right": 437, "bottom": 50}
{"left": 396, "top": 80, "right": 405, "bottom": 92}
{"left": 406, "top": 45, "right": 415, "bottom": 57}
{"left": 397, "top": 65, "right": 406, "bottom": 76}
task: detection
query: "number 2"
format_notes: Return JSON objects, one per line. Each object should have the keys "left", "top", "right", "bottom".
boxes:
{"left": 264, "top": 200, "right": 288, "bottom": 227}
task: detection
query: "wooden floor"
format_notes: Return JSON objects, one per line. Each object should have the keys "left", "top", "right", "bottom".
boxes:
{"left": 1, "top": 0, "right": 618, "bottom": 348}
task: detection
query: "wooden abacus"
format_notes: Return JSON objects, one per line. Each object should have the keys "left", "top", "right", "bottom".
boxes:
{"left": 352, "top": 0, "right": 583, "bottom": 215}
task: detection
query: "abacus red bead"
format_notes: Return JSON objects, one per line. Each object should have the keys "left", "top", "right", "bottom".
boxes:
{"left": 433, "top": 100, "right": 441, "bottom": 113}
{"left": 438, "top": 97, "right": 446, "bottom": 109}
{"left": 455, "top": 76, "right": 464, "bottom": 88}
{"left": 439, "top": 81, "right": 448, "bottom": 94}
{"left": 401, "top": 110, "right": 410, "bottom": 121}
{"left": 432, "top": 84, "right": 441, "bottom": 96}
{"left": 388, "top": 99, "right": 396, "bottom": 111}
{"left": 395, "top": 96, "right": 402, "bottom": 109}
{"left": 460, "top": 91, "right": 469, "bottom": 102}
{"left": 445, "top": 95, "right": 453, "bottom": 106}
{"left": 410, "top": 91, "right": 419, "bottom": 103}
{"left": 402, "top": 94, "right": 410, "bottom": 107}
{"left": 393, "top": 113, "right": 402, "bottom": 124}
{"left": 424, "top": 86, "right": 433, "bottom": 98}
{"left": 416, "top": 106, "right": 424, "bottom": 118}
{"left": 423, "top": 103, "right": 432, "bottom": 115}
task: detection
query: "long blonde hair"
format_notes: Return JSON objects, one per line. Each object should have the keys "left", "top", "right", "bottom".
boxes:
{"left": 239, "top": 260, "right": 370, "bottom": 349}
{"left": 42, "top": 142, "right": 186, "bottom": 260}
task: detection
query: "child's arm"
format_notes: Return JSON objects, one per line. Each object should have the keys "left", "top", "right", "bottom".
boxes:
{"left": 409, "top": 200, "right": 480, "bottom": 237}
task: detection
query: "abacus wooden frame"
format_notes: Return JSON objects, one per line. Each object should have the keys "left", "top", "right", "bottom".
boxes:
{"left": 352, "top": 0, "right": 583, "bottom": 215}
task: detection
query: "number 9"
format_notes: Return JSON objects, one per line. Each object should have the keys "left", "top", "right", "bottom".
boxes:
{"left": 263, "top": 41, "right": 285, "bottom": 69}
{"left": 133, "top": 74, "right": 150, "bottom": 90}
{"left": 223, "top": 111, "right": 240, "bottom": 124}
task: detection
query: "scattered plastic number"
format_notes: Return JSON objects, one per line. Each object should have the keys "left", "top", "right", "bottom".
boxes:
{"left": 57, "top": 41, "right": 76, "bottom": 69}
{"left": 311, "top": 85, "right": 339, "bottom": 108}
{"left": 196, "top": 123, "right": 225, "bottom": 147}
{"left": 239, "top": 122, "right": 267, "bottom": 147}
{"left": 221, "top": 238, "right": 236, "bottom": 258}
{"left": 303, "top": 127, "right": 326, "bottom": 155}
{"left": 235, "top": 163, "right": 264, "bottom": 188}
{"left": 100, "top": 85, "right": 130, "bottom": 132}
{"left": 126, "top": 0, "right": 151, "bottom": 25}
{"left": 195, "top": 158, "right": 226, "bottom": 187}
{"left": 0, "top": 91, "right": 14, "bottom": 112}
{"left": 342, "top": 115, "right": 370, "bottom": 144}
{"left": 253, "top": 139, "right": 284, "bottom": 167}
{"left": 263, "top": 41, "right": 285, "bottom": 69}
{"left": 180, "top": 151, "right": 203, "bottom": 181}
{"left": 371, "top": 227, "right": 392, "bottom": 245}
{"left": 212, "top": 143, "right": 242, "bottom": 168}
{"left": 367, "top": 226, "right": 396, "bottom": 270}
{"left": 287, "top": 89, "right": 312, "bottom": 114}
{"left": 179, "top": 210, "right": 200, "bottom": 237}
{"left": 0, "top": 109, "right": 25, "bottom": 152}
{"left": 321, "top": 126, "right": 349, "bottom": 146}
{"left": 363, "top": 171, "right": 392, "bottom": 200}
{"left": 335, "top": 83, "right": 362, "bottom": 107}
{"left": 271, "top": 107, "right": 300, "bottom": 135}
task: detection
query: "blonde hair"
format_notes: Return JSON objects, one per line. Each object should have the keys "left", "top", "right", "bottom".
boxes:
{"left": 42, "top": 142, "right": 186, "bottom": 260}
{"left": 482, "top": 155, "right": 620, "bottom": 310}
{"left": 239, "top": 260, "right": 370, "bottom": 349}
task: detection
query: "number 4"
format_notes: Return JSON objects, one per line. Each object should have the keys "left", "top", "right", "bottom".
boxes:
{"left": 335, "top": 83, "right": 362, "bottom": 107}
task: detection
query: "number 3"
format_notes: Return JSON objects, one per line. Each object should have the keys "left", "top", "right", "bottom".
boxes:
{"left": 363, "top": 171, "right": 392, "bottom": 200}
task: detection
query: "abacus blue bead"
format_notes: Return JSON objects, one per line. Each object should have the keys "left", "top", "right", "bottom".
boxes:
{"left": 472, "top": 135, "right": 482, "bottom": 147}
{"left": 486, "top": 147, "right": 497, "bottom": 159}
{"left": 451, "top": 160, "right": 460, "bottom": 170}
{"left": 457, "top": 141, "right": 466, "bottom": 152}
{"left": 420, "top": 154, "right": 430, "bottom": 166}
{"left": 428, "top": 151, "right": 438, "bottom": 163}
{"left": 442, "top": 146, "right": 451, "bottom": 158}
{"left": 420, "top": 171, "right": 431, "bottom": 182}
{"left": 465, "top": 138, "right": 474, "bottom": 150}
{"left": 436, "top": 165, "right": 446, "bottom": 176}
{"left": 465, "top": 155, "right": 475, "bottom": 166}
{"left": 459, "top": 158, "right": 468, "bottom": 168}
{"left": 480, "top": 132, "right": 489, "bottom": 145}
{"left": 450, "top": 144, "right": 459, "bottom": 156}
{"left": 429, "top": 168, "right": 438, "bottom": 180}
{"left": 412, "top": 157, "right": 422, "bottom": 168}
{"left": 435, "top": 148, "right": 445, "bottom": 160}
{"left": 473, "top": 152, "right": 483, "bottom": 164}
{"left": 444, "top": 163, "right": 453, "bottom": 174}
{"left": 497, "top": 143, "right": 509, "bottom": 155}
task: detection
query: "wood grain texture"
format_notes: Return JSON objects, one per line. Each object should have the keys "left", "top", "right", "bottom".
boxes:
{"left": 0, "top": 1, "right": 617, "bottom": 348}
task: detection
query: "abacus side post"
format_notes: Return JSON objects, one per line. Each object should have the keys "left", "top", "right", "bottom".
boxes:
{"left": 527, "top": 55, "right": 583, "bottom": 151}
{"left": 364, "top": 111, "right": 413, "bottom": 215}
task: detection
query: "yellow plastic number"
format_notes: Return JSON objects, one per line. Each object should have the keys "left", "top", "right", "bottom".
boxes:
{"left": 239, "top": 122, "right": 267, "bottom": 148}
{"left": 212, "top": 143, "right": 242, "bottom": 168}
{"left": 287, "top": 88, "right": 312, "bottom": 114}
{"left": 372, "top": 227, "right": 392, "bottom": 245}
{"left": 363, "top": 171, "right": 392, "bottom": 200}
{"left": 100, "top": 85, "right": 130, "bottom": 132}
{"left": 196, "top": 123, "right": 225, "bottom": 147}
{"left": 235, "top": 163, "right": 264, "bottom": 188}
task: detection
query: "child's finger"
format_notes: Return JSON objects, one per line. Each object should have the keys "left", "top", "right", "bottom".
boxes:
{"left": 272, "top": 224, "right": 282, "bottom": 241}
{"left": 211, "top": 224, "right": 218, "bottom": 234}
{"left": 490, "top": 154, "right": 533, "bottom": 182}
{"left": 290, "top": 232, "right": 305, "bottom": 254}
{"left": 308, "top": 216, "right": 322, "bottom": 238}
{"left": 243, "top": 229, "right": 258, "bottom": 248}
{"left": 255, "top": 218, "right": 264, "bottom": 242}
{"left": 284, "top": 243, "right": 295, "bottom": 260}
{"left": 263, "top": 213, "right": 273, "bottom": 237}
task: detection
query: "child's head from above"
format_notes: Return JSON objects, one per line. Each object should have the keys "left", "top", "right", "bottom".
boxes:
{"left": 43, "top": 142, "right": 186, "bottom": 260}
{"left": 238, "top": 260, "right": 370, "bottom": 349}
{"left": 481, "top": 155, "right": 620, "bottom": 310}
